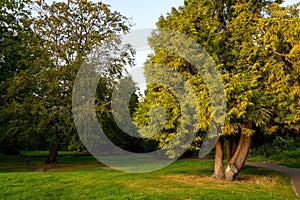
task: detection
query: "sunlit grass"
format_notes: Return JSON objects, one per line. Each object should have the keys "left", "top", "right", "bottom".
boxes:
{"left": 0, "top": 155, "right": 298, "bottom": 199}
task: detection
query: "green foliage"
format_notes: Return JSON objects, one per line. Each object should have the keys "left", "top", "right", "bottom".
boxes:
{"left": 133, "top": 0, "right": 300, "bottom": 158}
{"left": 249, "top": 136, "right": 300, "bottom": 161}
{"left": 0, "top": 0, "right": 38, "bottom": 149}
{"left": 0, "top": 0, "right": 31, "bottom": 82}
{"left": 1, "top": 0, "right": 135, "bottom": 159}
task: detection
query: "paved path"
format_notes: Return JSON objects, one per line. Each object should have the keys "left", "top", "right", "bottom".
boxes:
{"left": 246, "top": 162, "right": 300, "bottom": 197}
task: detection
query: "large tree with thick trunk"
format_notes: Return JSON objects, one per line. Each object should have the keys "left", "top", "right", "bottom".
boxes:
{"left": 134, "top": 0, "right": 300, "bottom": 181}
{"left": 32, "top": 0, "right": 134, "bottom": 163}
{"left": 2, "top": 0, "right": 134, "bottom": 163}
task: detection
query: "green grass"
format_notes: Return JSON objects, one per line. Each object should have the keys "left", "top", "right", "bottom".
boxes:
{"left": 279, "top": 162, "right": 300, "bottom": 169}
{"left": 0, "top": 154, "right": 98, "bottom": 173}
{"left": 0, "top": 154, "right": 298, "bottom": 199}
{"left": 19, "top": 150, "right": 90, "bottom": 156}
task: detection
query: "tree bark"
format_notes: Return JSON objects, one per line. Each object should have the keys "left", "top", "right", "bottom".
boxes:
{"left": 45, "top": 143, "right": 59, "bottom": 164}
{"left": 225, "top": 135, "right": 238, "bottom": 162}
{"left": 211, "top": 139, "right": 225, "bottom": 180}
{"left": 225, "top": 137, "right": 232, "bottom": 162}
{"left": 224, "top": 133, "right": 252, "bottom": 181}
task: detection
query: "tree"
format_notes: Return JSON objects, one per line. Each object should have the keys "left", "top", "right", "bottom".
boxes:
{"left": 36, "top": 0, "right": 135, "bottom": 163}
{"left": 2, "top": 0, "right": 134, "bottom": 163}
{"left": 0, "top": 0, "right": 31, "bottom": 82}
{"left": 134, "top": 0, "right": 300, "bottom": 181}
{"left": 0, "top": 0, "right": 37, "bottom": 153}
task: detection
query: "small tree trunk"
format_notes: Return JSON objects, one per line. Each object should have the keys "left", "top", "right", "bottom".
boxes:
{"left": 225, "top": 136, "right": 238, "bottom": 162}
{"left": 225, "top": 134, "right": 252, "bottom": 181}
{"left": 45, "top": 143, "right": 59, "bottom": 164}
{"left": 225, "top": 138, "right": 232, "bottom": 162}
{"left": 211, "top": 139, "right": 225, "bottom": 180}
{"left": 231, "top": 138, "right": 237, "bottom": 157}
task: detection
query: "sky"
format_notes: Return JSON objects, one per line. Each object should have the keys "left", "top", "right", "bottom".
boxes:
{"left": 101, "top": 0, "right": 183, "bottom": 29}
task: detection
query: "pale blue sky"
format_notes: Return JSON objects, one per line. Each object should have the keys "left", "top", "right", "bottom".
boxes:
{"left": 101, "top": 0, "right": 183, "bottom": 29}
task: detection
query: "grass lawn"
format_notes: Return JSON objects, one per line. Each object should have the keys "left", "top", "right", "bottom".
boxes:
{"left": 279, "top": 162, "right": 300, "bottom": 169}
{"left": 0, "top": 153, "right": 298, "bottom": 199}
{"left": 19, "top": 150, "right": 90, "bottom": 156}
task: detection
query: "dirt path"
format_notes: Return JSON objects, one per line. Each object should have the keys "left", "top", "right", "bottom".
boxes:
{"left": 246, "top": 162, "right": 300, "bottom": 197}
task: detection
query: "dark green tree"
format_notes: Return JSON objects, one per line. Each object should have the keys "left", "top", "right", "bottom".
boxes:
{"left": 34, "top": 0, "right": 135, "bottom": 163}
{"left": 0, "top": 0, "right": 38, "bottom": 153}
{"left": 2, "top": 0, "right": 134, "bottom": 163}
{"left": 0, "top": 0, "right": 31, "bottom": 82}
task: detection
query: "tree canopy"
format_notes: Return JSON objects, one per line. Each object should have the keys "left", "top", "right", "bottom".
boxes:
{"left": 133, "top": 0, "right": 300, "bottom": 181}
{"left": 0, "top": 0, "right": 134, "bottom": 162}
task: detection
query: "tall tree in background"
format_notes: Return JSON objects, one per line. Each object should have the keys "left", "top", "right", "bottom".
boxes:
{"left": 134, "top": 0, "right": 300, "bottom": 181}
{"left": 2, "top": 0, "right": 134, "bottom": 163}
{"left": 32, "top": 0, "right": 134, "bottom": 163}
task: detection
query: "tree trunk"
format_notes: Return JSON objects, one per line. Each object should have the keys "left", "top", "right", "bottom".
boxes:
{"left": 225, "top": 135, "right": 238, "bottom": 162}
{"left": 211, "top": 139, "right": 225, "bottom": 180}
{"left": 225, "top": 137, "right": 232, "bottom": 162}
{"left": 45, "top": 143, "right": 59, "bottom": 164}
{"left": 225, "top": 134, "right": 252, "bottom": 181}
